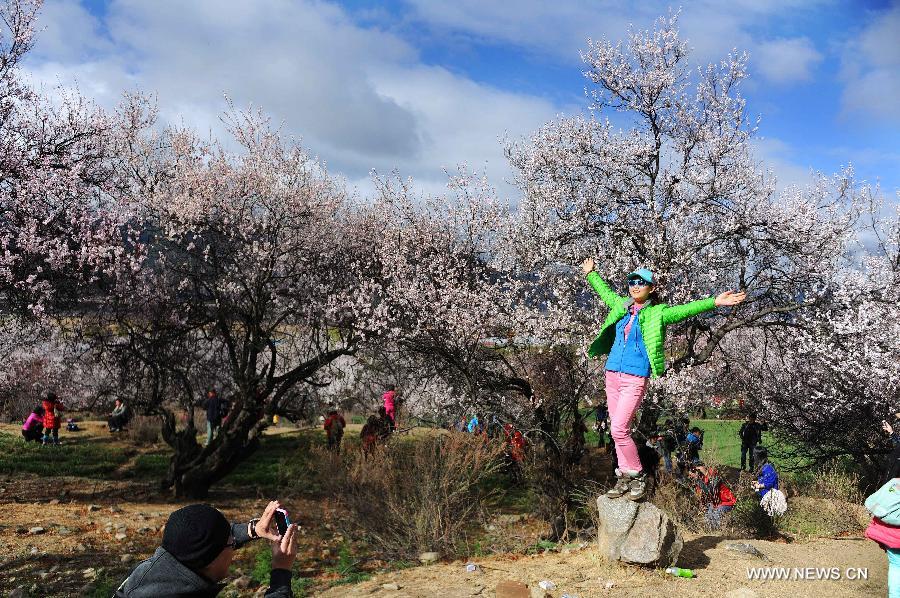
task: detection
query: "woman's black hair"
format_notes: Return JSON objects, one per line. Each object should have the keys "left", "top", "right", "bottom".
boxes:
{"left": 753, "top": 446, "right": 768, "bottom": 463}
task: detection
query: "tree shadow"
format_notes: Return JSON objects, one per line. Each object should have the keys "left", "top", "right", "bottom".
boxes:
{"left": 677, "top": 534, "right": 726, "bottom": 569}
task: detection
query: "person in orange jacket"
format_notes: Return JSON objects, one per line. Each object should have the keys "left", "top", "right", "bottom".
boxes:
{"left": 41, "top": 392, "right": 65, "bottom": 445}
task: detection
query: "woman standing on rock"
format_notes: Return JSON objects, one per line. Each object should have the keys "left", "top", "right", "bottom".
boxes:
{"left": 582, "top": 258, "right": 746, "bottom": 501}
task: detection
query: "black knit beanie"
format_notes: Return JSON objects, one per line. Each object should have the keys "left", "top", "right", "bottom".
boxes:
{"left": 162, "top": 504, "right": 231, "bottom": 570}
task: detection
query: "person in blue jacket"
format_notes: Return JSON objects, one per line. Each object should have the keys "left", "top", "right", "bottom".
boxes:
{"left": 752, "top": 446, "right": 779, "bottom": 498}
{"left": 466, "top": 414, "right": 481, "bottom": 434}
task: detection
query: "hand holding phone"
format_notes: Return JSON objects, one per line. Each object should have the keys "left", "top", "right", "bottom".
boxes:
{"left": 253, "top": 500, "right": 287, "bottom": 542}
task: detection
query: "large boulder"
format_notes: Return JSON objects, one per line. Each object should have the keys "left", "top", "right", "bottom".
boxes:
{"left": 596, "top": 495, "right": 683, "bottom": 567}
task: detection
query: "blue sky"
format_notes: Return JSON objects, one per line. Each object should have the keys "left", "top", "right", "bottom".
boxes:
{"left": 25, "top": 0, "right": 900, "bottom": 201}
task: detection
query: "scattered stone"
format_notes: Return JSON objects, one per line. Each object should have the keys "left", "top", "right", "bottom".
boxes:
{"left": 38, "top": 570, "right": 50, "bottom": 580}
{"left": 725, "top": 589, "right": 758, "bottom": 598}
{"left": 137, "top": 526, "right": 153, "bottom": 534}
{"left": 120, "top": 554, "right": 134, "bottom": 564}
{"left": 115, "top": 532, "right": 128, "bottom": 541}
{"left": 28, "top": 527, "right": 45, "bottom": 535}
{"left": 381, "top": 583, "right": 401, "bottom": 591}
{"left": 234, "top": 575, "right": 252, "bottom": 590}
{"left": 49, "top": 565, "right": 60, "bottom": 573}
{"left": 724, "top": 542, "right": 770, "bottom": 561}
{"left": 82, "top": 567, "right": 97, "bottom": 579}
{"left": 87, "top": 505, "right": 101, "bottom": 512}
{"left": 109, "top": 505, "right": 123, "bottom": 513}
{"left": 603, "top": 580, "right": 615, "bottom": 590}
{"left": 9, "top": 587, "right": 28, "bottom": 598}
{"left": 537, "top": 581, "right": 556, "bottom": 591}
{"left": 48, "top": 499, "right": 60, "bottom": 505}
{"left": 74, "top": 543, "right": 87, "bottom": 553}
{"left": 595, "top": 495, "right": 682, "bottom": 567}
{"left": 57, "top": 526, "right": 72, "bottom": 536}
{"left": 471, "top": 585, "right": 485, "bottom": 596}
{"left": 418, "top": 551, "right": 440, "bottom": 564}
{"left": 15, "top": 526, "right": 27, "bottom": 535}
{"left": 495, "top": 580, "right": 529, "bottom": 598}
{"left": 116, "top": 524, "right": 127, "bottom": 532}
{"left": 29, "top": 547, "right": 39, "bottom": 556}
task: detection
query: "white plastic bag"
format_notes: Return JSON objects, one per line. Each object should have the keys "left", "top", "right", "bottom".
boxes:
{"left": 760, "top": 489, "right": 787, "bottom": 516}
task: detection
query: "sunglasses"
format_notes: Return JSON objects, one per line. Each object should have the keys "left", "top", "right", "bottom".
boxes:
{"left": 627, "top": 278, "right": 649, "bottom": 287}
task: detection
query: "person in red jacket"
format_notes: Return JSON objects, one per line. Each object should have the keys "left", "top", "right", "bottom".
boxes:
{"left": 41, "top": 392, "right": 65, "bottom": 445}
{"left": 689, "top": 462, "right": 736, "bottom": 530}
{"left": 323, "top": 408, "right": 346, "bottom": 451}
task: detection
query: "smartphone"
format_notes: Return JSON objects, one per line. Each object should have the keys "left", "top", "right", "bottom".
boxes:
{"left": 274, "top": 508, "right": 290, "bottom": 536}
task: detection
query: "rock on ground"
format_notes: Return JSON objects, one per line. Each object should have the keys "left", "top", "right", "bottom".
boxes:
{"left": 596, "top": 495, "right": 682, "bottom": 567}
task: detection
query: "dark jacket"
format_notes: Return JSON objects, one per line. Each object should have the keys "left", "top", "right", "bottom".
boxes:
{"left": 115, "top": 523, "right": 291, "bottom": 597}
{"left": 885, "top": 434, "right": 900, "bottom": 482}
{"left": 739, "top": 421, "right": 767, "bottom": 446}
{"left": 204, "top": 396, "right": 228, "bottom": 426}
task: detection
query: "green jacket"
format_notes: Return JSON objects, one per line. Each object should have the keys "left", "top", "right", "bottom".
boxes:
{"left": 586, "top": 271, "right": 716, "bottom": 378}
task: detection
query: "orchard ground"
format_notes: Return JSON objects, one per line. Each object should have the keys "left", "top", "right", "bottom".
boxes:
{"left": 0, "top": 418, "right": 886, "bottom": 597}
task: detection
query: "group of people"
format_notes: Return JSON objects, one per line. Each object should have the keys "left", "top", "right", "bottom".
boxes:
{"left": 339, "top": 385, "right": 398, "bottom": 455}
{"left": 20, "top": 392, "right": 66, "bottom": 445}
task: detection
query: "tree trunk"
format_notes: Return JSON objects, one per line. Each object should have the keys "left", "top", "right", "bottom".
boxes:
{"left": 161, "top": 402, "right": 264, "bottom": 499}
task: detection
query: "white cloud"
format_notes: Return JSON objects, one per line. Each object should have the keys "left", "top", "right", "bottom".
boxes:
{"left": 840, "top": 2, "right": 900, "bottom": 122}
{"left": 22, "top": 0, "right": 562, "bottom": 200}
{"left": 752, "top": 137, "right": 816, "bottom": 191}
{"left": 754, "top": 37, "right": 822, "bottom": 83}
{"left": 401, "top": 0, "right": 828, "bottom": 69}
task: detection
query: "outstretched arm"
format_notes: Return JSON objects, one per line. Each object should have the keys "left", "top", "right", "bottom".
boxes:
{"left": 662, "top": 289, "right": 747, "bottom": 325}
{"left": 581, "top": 258, "right": 624, "bottom": 310}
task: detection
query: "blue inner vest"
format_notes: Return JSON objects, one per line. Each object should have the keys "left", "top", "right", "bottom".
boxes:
{"left": 605, "top": 308, "right": 652, "bottom": 378}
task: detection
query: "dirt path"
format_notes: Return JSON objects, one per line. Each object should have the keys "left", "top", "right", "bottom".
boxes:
{"left": 318, "top": 535, "right": 885, "bottom": 598}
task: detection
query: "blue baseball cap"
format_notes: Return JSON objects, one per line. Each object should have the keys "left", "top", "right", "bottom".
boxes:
{"left": 627, "top": 268, "right": 654, "bottom": 284}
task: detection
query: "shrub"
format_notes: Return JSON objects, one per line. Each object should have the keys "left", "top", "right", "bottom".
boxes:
{"left": 651, "top": 474, "right": 709, "bottom": 532}
{"left": 793, "top": 461, "right": 863, "bottom": 503}
{"left": 320, "top": 431, "right": 505, "bottom": 558}
{"left": 127, "top": 415, "right": 162, "bottom": 445}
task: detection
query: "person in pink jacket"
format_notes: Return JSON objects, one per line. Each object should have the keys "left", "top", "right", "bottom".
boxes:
{"left": 382, "top": 385, "right": 398, "bottom": 433}
{"left": 22, "top": 406, "right": 44, "bottom": 442}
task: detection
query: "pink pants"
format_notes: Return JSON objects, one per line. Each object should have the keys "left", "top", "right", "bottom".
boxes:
{"left": 605, "top": 370, "right": 649, "bottom": 474}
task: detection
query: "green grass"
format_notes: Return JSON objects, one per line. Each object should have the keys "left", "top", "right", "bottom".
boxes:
{"left": 131, "top": 452, "right": 170, "bottom": 478}
{"left": 226, "top": 430, "right": 325, "bottom": 493}
{"left": 327, "top": 544, "right": 372, "bottom": 585}
{"left": 0, "top": 431, "right": 130, "bottom": 478}
{"left": 684, "top": 419, "right": 790, "bottom": 471}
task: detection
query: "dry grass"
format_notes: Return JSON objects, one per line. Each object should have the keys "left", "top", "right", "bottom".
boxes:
{"left": 318, "top": 431, "right": 506, "bottom": 558}
{"left": 126, "top": 415, "right": 162, "bottom": 445}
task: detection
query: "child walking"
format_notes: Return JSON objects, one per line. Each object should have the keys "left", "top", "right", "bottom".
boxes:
{"left": 582, "top": 258, "right": 745, "bottom": 501}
